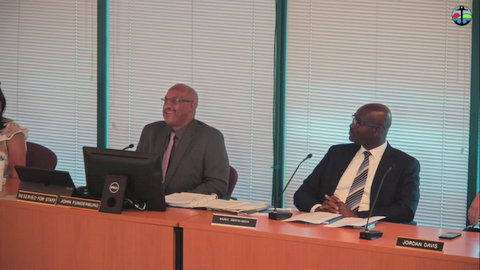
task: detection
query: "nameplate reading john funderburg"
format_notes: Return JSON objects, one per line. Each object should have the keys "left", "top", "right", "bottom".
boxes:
{"left": 17, "top": 190, "right": 58, "bottom": 205}
{"left": 212, "top": 214, "right": 257, "bottom": 229}
{"left": 57, "top": 196, "right": 100, "bottom": 210}
{"left": 396, "top": 237, "right": 444, "bottom": 252}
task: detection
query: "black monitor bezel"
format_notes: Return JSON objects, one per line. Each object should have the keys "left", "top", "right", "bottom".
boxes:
{"left": 82, "top": 146, "right": 165, "bottom": 211}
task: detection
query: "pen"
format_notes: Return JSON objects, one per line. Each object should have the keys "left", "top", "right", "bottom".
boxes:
{"left": 326, "top": 215, "right": 344, "bottom": 224}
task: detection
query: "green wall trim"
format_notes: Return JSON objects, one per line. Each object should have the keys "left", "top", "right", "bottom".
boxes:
{"left": 467, "top": 1, "right": 479, "bottom": 225}
{"left": 272, "top": 0, "right": 288, "bottom": 207}
{"left": 97, "top": 0, "right": 108, "bottom": 148}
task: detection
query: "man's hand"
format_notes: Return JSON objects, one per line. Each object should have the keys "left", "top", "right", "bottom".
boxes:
{"left": 315, "top": 194, "right": 340, "bottom": 213}
{"left": 315, "top": 195, "right": 358, "bottom": 217}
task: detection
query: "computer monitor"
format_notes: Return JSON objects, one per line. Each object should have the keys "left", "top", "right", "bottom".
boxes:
{"left": 82, "top": 146, "right": 166, "bottom": 211}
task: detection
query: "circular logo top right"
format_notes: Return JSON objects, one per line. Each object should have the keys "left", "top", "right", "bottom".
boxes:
{"left": 452, "top": 6, "right": 472, "bottom": 26}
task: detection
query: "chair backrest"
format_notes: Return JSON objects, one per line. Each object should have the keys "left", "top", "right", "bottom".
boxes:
{"left": 227, "top": 166, "right": 238, "bottom": 197}
{"left": 26, "top": 142, "right": 57, "bottom": 170}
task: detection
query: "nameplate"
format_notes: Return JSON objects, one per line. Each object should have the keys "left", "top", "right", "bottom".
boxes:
{"left": 212, "top": 214, "right": 257, "bottom": 229}
{"left": 57, "top": 196, "right": 100, "bottom": 210}
{"left": 17, "top": 190, "right": 58, "bottom": 205}
{"left": 396, "top": 237, "right": 444, "bottom": 252}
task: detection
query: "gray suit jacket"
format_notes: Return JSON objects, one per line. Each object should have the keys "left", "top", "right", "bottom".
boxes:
{"left": 137, "top": 120, "right": 229, "bottom": 197}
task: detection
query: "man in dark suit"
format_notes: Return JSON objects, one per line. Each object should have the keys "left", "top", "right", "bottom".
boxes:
{"left": 294, "top": 103, "right": 420, "bottom": 223}
{"left": 137, "top": 83, "right": 229, "bottom": 197}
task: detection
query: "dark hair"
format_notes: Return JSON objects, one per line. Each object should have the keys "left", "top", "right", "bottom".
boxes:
{"left": 0, "top": 83, "right": 6, "bottom": 130}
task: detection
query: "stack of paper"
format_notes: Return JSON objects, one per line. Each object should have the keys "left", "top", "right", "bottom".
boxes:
{"left": 201, "top": 199, "right": 268, "bottom": 214}
{"left": 165, "top": 192, "right": 268, "bottom": 214}
{"left": 165, "top": 192, "right": 217, "bottom": 208}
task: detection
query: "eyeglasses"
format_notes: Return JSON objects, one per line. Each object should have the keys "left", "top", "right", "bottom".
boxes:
{"left": 351, "top": 115, "right": 383, "bottom": 128}
{"left": 161, "top": 97, "right": 193, "bottom": 105}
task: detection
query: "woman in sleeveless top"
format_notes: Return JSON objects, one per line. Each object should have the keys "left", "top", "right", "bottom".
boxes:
{"left": 0, "top": 85, "right": 28, "bottom": 178}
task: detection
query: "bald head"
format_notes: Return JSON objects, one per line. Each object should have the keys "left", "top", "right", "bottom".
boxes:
{"left": 349, "top": 103, "right": 392, "bottom": 149}
{"left": 169, "top": 83, "right": 198, "bottom": 104}
{"left": 357, "top": 103, "right": 392, "bottom": 131}
{"left": 163, "top": 83, "right": 199, "bottom": 131}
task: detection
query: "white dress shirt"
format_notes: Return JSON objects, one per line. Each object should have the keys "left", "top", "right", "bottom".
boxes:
{"left": 310, "top": 141, "right": 387, "bottom": 213}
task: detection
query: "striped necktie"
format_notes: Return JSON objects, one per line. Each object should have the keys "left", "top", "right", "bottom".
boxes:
{"left": 345, "top": 151, "right": 371, "bottom": 212}
{"left": 162, "top": 132, "right": 176, "bottom": 181}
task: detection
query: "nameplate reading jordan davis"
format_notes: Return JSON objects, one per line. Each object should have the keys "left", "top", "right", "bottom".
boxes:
{"left": 396, "top": 237, "right": 444, "bottom": 252}
{"left": 57, "top": 196, "right": 100, "bottom": 210}
{"left": 211, "top": 214, "right": 257, "bottom": 229}
{"left": 17, "top": 190, "right": 58, "bottom": 205}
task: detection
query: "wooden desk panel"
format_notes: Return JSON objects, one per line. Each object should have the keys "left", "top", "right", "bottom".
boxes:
{"left": 180, "top": 212, "right": 479, "bottom": 270}
{"left": 2, "top": 178, "right": 479, "bottom": 270}
{"left": 0, "top": 178, "right": 199, "bottom": 270}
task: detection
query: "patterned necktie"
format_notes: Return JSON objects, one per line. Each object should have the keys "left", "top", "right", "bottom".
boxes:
{"left": 345, "top": 151, "right": 371, "bottom": 212}
{"left": 162, "top": 132, "right": 176, "bottom": 181}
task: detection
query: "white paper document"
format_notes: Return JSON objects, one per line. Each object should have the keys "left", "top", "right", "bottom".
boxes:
{"left": 283, "top": 212, "right": 342, "bottom": 225}
{"left": 282, "top": 212, "right": 385, "bottom": 227}
{"left": 324, "top": 216, "right": 385, "bottom": 228}
{"left": 165, "top": 192, "right": 217, "bottom": 208}
{"left": 200, "top": 199, "right": 268, "bottom": 214}
{"left": 165, "top": 192, "right": 268, "bottom": 214}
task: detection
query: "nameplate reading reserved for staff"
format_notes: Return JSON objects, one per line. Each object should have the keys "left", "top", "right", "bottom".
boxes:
{"left": 396, "top": 237, "right": 444, "bottom": 252}
{"left": 17, "top": 190, "right": 58, "bottom": 205}
{"left": 211, "top": 214, "right": 257, "bottom": 229}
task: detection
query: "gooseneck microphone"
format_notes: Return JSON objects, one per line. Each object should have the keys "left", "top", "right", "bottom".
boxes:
{"left": 122, "top": 144, "right": 134, "bottom": 151}
{"left": 269, "top": 154, "right": 313, "bottom": 220}
{"left": 360, "top": 164, "right": 395, "bottom": 240}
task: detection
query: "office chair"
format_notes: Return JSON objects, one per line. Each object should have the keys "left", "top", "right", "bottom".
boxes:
{"left": 26, "top": 142, "right": 57, "bottom": 170}
{"left": 227, "top": 166, "right": 238, "bottom": 197}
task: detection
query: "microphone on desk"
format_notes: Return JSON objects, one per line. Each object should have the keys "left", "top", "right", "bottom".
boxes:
{"left": 122, "top": 144, "right": 134, "bottom": 151}
{"left": 269, "top": 153, "right": 313, "bottom": 220}
{"left": 360, "top": 164, "right": 395, "bottom": 240}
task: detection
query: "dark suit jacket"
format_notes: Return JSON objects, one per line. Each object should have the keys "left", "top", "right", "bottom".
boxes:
{"left": 136, "top": 120, "right": 229, "bottom": 197}
{"left": 294, "top": 143, "right": 420, "bottom": 223}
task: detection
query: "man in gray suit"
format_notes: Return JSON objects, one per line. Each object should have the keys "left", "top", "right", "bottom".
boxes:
{"left": 137, "top": 83, "right": 229, "bottom": 197}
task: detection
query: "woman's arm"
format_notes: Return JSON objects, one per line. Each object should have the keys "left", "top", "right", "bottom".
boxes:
{"left": 6, "top": 133, "right": 26, "bottom": 178}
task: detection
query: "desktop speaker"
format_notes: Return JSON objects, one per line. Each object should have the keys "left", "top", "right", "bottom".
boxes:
{"left": 99, "top": 175, "right": 127, "bottom": 214}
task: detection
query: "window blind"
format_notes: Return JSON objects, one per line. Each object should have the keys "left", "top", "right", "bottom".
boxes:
{"left": 285, "top": 0, "right": 472, "bottom": 230}
{"left": 108, "top": 0, "right": 275, "bottom": 202}
{"left": 0, "top": 0, "right": 97, "bottom": 185}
